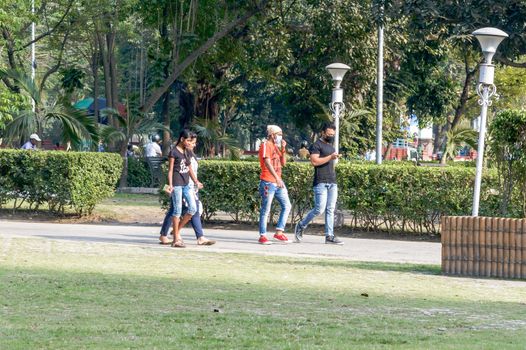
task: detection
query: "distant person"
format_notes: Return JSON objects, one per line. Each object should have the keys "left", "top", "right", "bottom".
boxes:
{"left": 257, "top": 125, "right": 291, "bottom": 245}
{"left": 294, "top": 123, "right": 344, "bottom": 245}
{"left": 53, "top": 142, "right": 64, "bottom": 151}
{"left": 364, "top": 150, "right": 375, "bottom": 161}
{"left": 298, "top": 141, "right": 310, "bottom": 160}
{"left": 97, "top": 140, "right": 105, "bottom": 152}
{"left": 21, "top": 134, "right": 41, "bottom": 150}
{"left": 145, "top": 134, "right": 162, "bottom": 157}
{"left": 126, "top": 144, "right": 135, "bottom": 158}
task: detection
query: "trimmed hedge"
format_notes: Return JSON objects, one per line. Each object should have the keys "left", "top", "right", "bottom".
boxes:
{"left": 194, "top": 160, "right": 505, "bottom": 234}
{"left": 0, "top": 150, "right": 122, "bottom": 215}
{"left": 127, "top": 157, "right": 151, "bottom": 187}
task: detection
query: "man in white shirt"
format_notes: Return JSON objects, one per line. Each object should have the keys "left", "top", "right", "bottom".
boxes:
{"left": 145, "top": 134, "right": 162, "bottom": 157}
{"left": 21, "top": 134, "right": 41, "bottom": 150}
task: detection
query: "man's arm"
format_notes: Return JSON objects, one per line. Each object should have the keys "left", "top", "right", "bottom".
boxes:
{"left": 279, "top": 140, "right": 287, "bottom": 166}
{"left": 310, "top": 153, "right": 338, "bottom": 167}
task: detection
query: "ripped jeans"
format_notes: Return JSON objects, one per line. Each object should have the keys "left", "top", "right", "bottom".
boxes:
{"left": 258, "top": 180, "right": 291, "bottom": 235}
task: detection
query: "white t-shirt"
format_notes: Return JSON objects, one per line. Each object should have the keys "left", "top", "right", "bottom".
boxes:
{"left": 184, "top": 153, "right": 202, "bottom": 214}
{"left": 21, "top": 141, "right": 36, "bottom": 150}
{"left": 188, "top": 155, "right": 198, "bottom": 187}
{"left": 145, "top": 142, "right": 162, "bottom": 157}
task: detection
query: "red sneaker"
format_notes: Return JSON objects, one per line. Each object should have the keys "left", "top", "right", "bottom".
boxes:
{"left": 258, "top": 235, "right": 272, "bottom": 245}
{"left": 273, "top": 233, "right": 289, "bottom": 243}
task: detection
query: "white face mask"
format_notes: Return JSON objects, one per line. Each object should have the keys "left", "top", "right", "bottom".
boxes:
{"left": 274, "top": 135, "right": 282, "bottom": 144}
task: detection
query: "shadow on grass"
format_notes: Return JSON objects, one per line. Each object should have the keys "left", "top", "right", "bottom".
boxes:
{"left": 265, "top": 257, "right": 442, "bottom": 275}
{"left": 2, "top": 264, "right": 525, "bottom": 350}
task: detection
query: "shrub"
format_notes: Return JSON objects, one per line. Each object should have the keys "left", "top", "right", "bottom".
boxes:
{"left": 488, "top": 109, "right": 526, "bottom": 217}
{"left": 127, "top": 157, "right": 151, "bottom": 187}
{"left": 189, "top": 160, "right": 505, "bottom": 234}
{"left": 0, "top": 150, "right": 122, "bottom": 215}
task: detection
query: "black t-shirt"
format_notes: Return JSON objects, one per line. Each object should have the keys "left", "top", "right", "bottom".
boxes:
{"left": 169, "top": 147, "right": 190, "bottom": 186}
{"left": 309, "top": 139, "right": 336, "bottom": 185}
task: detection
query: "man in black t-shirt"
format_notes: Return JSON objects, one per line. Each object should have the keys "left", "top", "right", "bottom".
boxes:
{"left": 294, "top": 123, "right": 344, "bottom": 245}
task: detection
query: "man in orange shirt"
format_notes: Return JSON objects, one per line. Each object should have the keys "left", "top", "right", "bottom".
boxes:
{"left": 257, "top": 125, "right": 291, "bottom": 244}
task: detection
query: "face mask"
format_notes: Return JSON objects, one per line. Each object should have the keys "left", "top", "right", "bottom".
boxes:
{"left": 274, "top": 135, "right": 283, "bottom": 144}
{"left": 324, "top": 136, "right": 335, "bottom": 143}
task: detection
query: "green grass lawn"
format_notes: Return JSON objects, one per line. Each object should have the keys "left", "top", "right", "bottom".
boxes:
{"left": 1, "top": 238, "right": 525, "bottom": 349}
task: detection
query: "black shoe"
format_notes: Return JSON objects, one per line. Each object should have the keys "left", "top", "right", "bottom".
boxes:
{"left": 294, "top": 223, "right": 304, "bottom": 243}
{"left": 325, "top": 235, "right": 344, "bottom": 245}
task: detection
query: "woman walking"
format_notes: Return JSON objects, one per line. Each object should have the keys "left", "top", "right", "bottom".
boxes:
{"left": 160, "top": 130, "right": 201, "bottom": 248}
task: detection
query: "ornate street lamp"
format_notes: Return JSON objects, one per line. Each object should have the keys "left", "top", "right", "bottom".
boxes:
{"left": 326, "top": 63, "right": 350, "bottom": 161}
{"left": 471, "top": 27, "right": 508, "bottom": 216}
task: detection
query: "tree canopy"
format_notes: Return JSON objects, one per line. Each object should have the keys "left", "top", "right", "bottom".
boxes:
{"left": 0, "top": 0, "right": 525, "bottom": 158}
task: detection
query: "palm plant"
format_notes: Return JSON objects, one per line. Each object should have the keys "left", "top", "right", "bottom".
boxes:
{"left": 312, "top": 98, "right": 372, "bottom": 157}
{"left": 100, "top": 110, "right": 168, "bottom": 187}
{"left": 1, "top": 69, "right": 97, "bottom": 147}
{"left": 441, "top": 126, "right": 478, "bottom": 163}
{"left": 193, "top": 117, "right": 240, "bottom": 158}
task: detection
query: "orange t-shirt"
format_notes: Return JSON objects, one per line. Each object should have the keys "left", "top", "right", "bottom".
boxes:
{"left": 259, "top": 141, "right": 285, "bottom": 183}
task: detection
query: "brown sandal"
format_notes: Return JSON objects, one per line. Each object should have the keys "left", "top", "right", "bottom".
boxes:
{"left": 171, "top": 239, "right": 186, "bottom": 248}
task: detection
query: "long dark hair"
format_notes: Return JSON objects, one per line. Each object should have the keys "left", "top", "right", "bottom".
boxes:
{"left": 175, "top": 129, "right": 197, "bottom": 148}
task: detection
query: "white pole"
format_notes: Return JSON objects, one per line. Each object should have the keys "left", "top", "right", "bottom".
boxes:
{"left": 334, "top": 101, "right": 340, "bottom": 155}
{"left": 375, "top": 20, "right": 384, "bottom": 164}
{"left": 470, "top": 27, "right": 507, "bottom": 216}
{"left": 31, "top": 0, "right": 36, "bottom": 112}
{"left": 472, "top": 85, "right": 490, "bottom": 217}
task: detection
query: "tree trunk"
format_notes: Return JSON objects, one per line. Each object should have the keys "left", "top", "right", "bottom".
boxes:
{"left": 119, "top": 158, "right": 128, "bottom": 187}
{"left": 96, "top": 31, "right": 112, "bottom": 109}
{"left": 195, "top": 81, "right": 220, "bottom": 122}
{"left": 1, "top": 28, "right": 20, "bottom": 93}
{"left": 139, "top": 42, "right": 145, "bottom": 105}
{"left": 382, "top": 143, "right": 392, "bottom": 160}
{"left": 438, "top": 124, "right": 449, "bottom": 164}
{"left": 450, "top": 54, "right": 477, "bottom": 130}
{"left": 139, "top": 0, "right": 270, "bottom": 113}
{"left": 161, "top": 90, "right": 171, "bottom": 156}
{"left": 179, "top": 84, "right": 194, "bottom": 127}
{"left": 108, "top": 31, "right": 119, "bottom": 114}
{"left": 91, "top": 50, "right": 100, "bottom": 128}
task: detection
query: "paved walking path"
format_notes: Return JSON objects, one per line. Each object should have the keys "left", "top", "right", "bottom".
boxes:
{"left": 0, "top": 220, "right": 441, "bottom": 265}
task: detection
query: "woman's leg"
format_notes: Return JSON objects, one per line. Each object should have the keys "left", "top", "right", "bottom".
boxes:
{"left": 191, "top": 198, "right": 204, "bottom": 239}
{"left": 170, "top": 186, "right": 184, "bottom": 246}
{"left": 192, "top": 197, "right": 215, "bottom": 245}
{"left": 176, "top": 185, "right": 197, "bottom": 235}
{"left": 160, "top": 199, "right": 175, "bottom": 236}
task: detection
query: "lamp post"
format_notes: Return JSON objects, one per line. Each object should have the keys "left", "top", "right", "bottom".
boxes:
{"left": 326, "top": 63, "right": 350, "bottom": 161}
{"left": 471, "top": 27, "right": 508, "bottom": 217}
{"left": 376, "top": 2, "right": 384, "bottom": 165}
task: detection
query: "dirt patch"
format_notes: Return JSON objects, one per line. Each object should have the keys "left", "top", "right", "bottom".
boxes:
{"left": 0, "top": 206, "right": 165, "bottom": 225}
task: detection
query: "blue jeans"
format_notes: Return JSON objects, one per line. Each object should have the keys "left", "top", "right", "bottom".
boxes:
{"left": 259, "top": 180, "right": 291, "bottom": 235}
{"left": 160, "top": 197, "right": 203, "bottom": 239}
{"left": 159, "top": 185, "right": 196, "bottom": 235}
{"left": 299, "top": 183, "right": 338, "bottom": 237}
